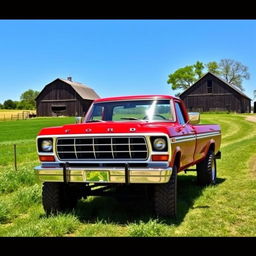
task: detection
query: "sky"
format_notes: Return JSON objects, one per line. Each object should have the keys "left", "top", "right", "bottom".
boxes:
{"left": 0, "top": 19, "right": 255, "bottom": 103}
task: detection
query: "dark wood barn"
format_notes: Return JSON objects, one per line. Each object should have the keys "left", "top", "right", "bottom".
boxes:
{"left": 36, "top": 77, "right": 100, "bottom": 117}
{"left": 179, "top": 72, "right": 251, "bottom": 113}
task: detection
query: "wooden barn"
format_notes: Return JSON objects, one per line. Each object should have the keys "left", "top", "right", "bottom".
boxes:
{"left": 36, "top": 77, "right": 100, "bottom": 117}
{"left": 179, "top": 72, "right": 251, "bottom": 113}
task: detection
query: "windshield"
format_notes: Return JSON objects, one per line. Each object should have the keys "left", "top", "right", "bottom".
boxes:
{"left": 86, "top": 99, "right": 174, "bottom": 122}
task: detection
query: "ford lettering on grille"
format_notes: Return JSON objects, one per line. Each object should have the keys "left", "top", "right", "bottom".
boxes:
{"left": 56, "top": 136, "right": 148, "bottom": 160}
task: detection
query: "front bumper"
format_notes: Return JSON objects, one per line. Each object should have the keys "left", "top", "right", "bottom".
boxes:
{"left": 34, "top": 166, "right": 172, "bottom": 184}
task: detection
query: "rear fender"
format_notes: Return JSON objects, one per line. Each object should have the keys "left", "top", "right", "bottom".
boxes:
{"left": 200, "top": 139, "right": 215, "bottom": 160}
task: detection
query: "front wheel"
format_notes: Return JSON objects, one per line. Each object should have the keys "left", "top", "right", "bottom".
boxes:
{"left": 153, "top": 166, "right": 177, "bottom": 218}
{"left": 196, "top": 150, "right": 217, "bottom": 186}
{"left": 42, "top": 182, "right": 83, "bottom": 215}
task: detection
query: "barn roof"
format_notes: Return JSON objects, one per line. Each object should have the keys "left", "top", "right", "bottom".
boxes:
{"left": 36, "top": 78, "right": 100, "bottom": 101}
{"left": 179, "top": 72, "right": 251, "bottom": 100}
{"left": 59, "top": 78, "right": 100, "bottom": 100}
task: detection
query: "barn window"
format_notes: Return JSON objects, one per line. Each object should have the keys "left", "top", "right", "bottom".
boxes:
{"left": 51, "top": 105, "right": 66, "bottom": 113}
{"left": 207, "top": 80, "right": 213, "bottom": 93}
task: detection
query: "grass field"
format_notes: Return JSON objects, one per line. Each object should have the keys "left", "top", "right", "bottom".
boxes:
{"left": 0, "top": 114, "right": 256, "bottom": 236}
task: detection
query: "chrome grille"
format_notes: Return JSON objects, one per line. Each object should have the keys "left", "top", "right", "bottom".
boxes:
{"left": 56, "top": 136, "right": 148, "bottom": 161}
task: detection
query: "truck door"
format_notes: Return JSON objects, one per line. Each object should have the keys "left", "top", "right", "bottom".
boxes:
{"left": 174, "top": 101, "right": 196, "bottom": 168}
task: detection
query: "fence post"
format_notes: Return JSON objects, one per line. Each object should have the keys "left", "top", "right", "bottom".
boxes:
{"left": 14, "top": 144, "right": 17, "bottom": 171}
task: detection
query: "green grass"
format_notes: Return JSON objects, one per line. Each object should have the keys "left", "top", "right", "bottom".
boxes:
{"left": 0, "top": 114, "right": 256, "bottom": 236}
{"left": 0, "top": 164, "right": 37, "bottom": 193}
{"left": 127, "top": 219, "right": 169, "bottom": 237}
{"left": 1, "top": 211, "right": 80, "bottom": 237}
{"left": 0, "top": 117, "right": 74, "bottom": 143}
{"left": 0, "top": 117, "right": 74, "bottom": 167}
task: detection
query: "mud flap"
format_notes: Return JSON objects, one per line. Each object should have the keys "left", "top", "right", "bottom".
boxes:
{"left": 215, "top": 151, "right": 221, "bottom": 159}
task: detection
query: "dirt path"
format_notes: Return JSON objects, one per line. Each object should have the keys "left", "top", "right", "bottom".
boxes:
{"left": 246, "top": 115, "right": 256, "bottom": 123}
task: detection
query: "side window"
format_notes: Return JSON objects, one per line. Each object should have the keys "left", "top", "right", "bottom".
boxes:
{"left": 175, "top": 102, "right": 186, "bottom": 125}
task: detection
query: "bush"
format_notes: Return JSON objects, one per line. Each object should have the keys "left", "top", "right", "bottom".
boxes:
{"left": 3, "top": 99, "right": 16, "bottom": 109}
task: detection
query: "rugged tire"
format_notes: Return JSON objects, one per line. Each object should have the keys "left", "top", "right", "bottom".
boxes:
{"left": 196, "top": 150, "right": 217, "bottom": 186}
{"left": 42, "top": 182, "right": 82, "bottom": 215}
{"left": 154, "top": 166, "right": 177, "bottom": 218}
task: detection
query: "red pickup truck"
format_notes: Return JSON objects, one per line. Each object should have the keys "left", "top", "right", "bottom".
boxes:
{"left": 35, "top": 95, "right": 221, "bottom": 218}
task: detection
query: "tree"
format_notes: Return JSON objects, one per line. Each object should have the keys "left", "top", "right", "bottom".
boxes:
{"left": 206, "top": 61, "right": 221, "bottom": 75}
{"left": 3, "top": 99, "right": 16, "bottom": 109}
{"left": 20, "top": 89, "right": 40, "bottom": 109}
{"left": 218, "top": 59, "right": 249, "bottom": 91}
{"left": 167, "top": 59, "right": 250, "bottom": 92}
{"left": 17, "top": 100, "right": 34, "bottom": 110}
{"left": 167, "top": 61, "right": 205, "bottom": 90}
{"left": 167, "top": 65, "right": 197, "bottom": 90}
{"left": 194, "top": 61, "right": 204, "bottom": 79}
{"left": 0, "top": 103, "right": 3, "bottom": 109}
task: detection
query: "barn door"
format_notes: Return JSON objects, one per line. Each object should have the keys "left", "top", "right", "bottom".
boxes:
{"left": 51, "top": 105, "right": 67, "bottom": 116}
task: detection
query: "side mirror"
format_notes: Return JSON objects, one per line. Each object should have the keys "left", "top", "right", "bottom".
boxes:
{"left": 75, "top": 116, "right": 83, "bottom": 124}
{"left": 188, "top": 112, "right": 200, "bottom": 125}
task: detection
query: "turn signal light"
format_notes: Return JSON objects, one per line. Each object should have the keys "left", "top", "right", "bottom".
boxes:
{"left": 152, "top": 155, "right": 169, "bottom": 161}
{"left": 39, "top": 155, "right": 55, "bottom": 162}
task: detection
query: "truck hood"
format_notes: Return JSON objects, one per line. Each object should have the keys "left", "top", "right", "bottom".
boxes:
{"left": 38, "top": 121, "right": 177, "bottom": 137}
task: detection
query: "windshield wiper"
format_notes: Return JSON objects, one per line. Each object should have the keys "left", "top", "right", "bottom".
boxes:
{"left": 86, "top": 120, "right": 104, "bottom": 123}
{"left": 120, "top": 117, "right": 140, "bottom": 120}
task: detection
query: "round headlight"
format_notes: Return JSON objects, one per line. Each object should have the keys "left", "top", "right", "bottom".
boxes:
{"left": 41, "top": 139, "right": 53, "bottom": 152}
{"left": 153, "top": 138, "right": 166, "bottom": 151}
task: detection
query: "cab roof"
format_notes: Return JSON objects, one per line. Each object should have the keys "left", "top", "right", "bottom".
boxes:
{"left": 94, "top": 95, "right": 179, "bottom": 103}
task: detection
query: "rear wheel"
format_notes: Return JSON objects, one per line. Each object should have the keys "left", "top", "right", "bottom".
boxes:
{"left": 42, "top": 182, "right": 84, "bottom": 215}
{"left": 196, "top": 150, "right": 217, "bottom": 186}
{"left": 154, "top": 166, "right": 177, "bottom": 218}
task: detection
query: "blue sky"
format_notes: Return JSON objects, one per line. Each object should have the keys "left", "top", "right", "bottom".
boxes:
{"left": 0, "top": 20, "right": 255, "bottom": 103}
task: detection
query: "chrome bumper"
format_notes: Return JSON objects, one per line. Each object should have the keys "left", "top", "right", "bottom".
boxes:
{"left": 34, "top": 166, "right": 172, "bottom": 184}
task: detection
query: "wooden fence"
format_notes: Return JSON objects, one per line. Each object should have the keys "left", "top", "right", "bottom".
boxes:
{"left": 0, "top": 111, "right": 36, "bottom": 121}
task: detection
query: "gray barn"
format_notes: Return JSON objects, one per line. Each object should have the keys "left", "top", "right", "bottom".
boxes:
{"left": 36, "top": 77, "right": 100, "bottom": 117}
{"left": 179, "top": 72, "right": 251, "bottom": 113}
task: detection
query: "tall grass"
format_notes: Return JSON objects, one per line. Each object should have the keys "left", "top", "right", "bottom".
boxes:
{"left": 128, "top": 219, "right": 169, "bottom": 237}
{"left": 0, "top": 201, "right": 12, "bottom": 223}
{"left": 0, "top": 165, "right": 37, "bottom": 193}
{"left": 5, "top": 213, "right": 80, "bottom": 237}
